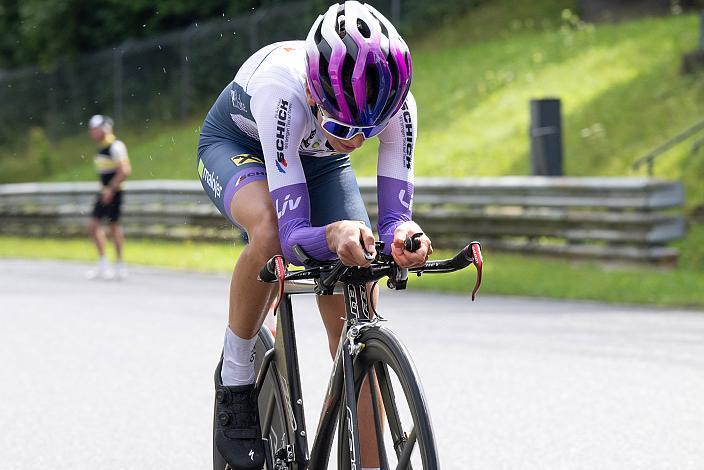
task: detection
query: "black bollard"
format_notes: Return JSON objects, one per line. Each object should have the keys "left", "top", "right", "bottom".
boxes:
{"left": 529, "top": 98, "right": 563, "bottom": 176}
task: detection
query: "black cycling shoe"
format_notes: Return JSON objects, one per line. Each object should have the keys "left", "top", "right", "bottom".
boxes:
{"left": 214, "top": 358, "right": 265, "bottom": 469}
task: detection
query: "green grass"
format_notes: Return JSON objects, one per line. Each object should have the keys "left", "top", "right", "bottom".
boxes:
{"left": 2, "top": 5, "right": 703, "bottom": 208}
{"left": 0, "top": 236, "right": 243, "bottom": 272}
{"left": 1, "top": 234, "right": 702, "bottom": 308}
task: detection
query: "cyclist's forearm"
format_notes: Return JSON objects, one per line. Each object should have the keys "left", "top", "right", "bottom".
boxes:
{"left": 377, "top": 175, "right": 413, "bottom": 252}
{"left": 280, "top": 221, "right": 336, "bottom": 265}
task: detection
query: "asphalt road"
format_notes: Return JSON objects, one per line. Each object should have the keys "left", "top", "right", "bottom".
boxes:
{"left": 1, "top": 259, "right": 703, "bottom": 469}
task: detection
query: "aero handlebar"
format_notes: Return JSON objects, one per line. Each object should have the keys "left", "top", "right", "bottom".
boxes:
{"left": 259, "top": 236, "right": 483, "bottom": 301}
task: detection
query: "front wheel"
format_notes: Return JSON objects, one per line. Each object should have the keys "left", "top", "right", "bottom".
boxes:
{"left": 213, "top": 327, "right": 290, "bottom": 470}
{"left": 338, "top": 326, "right": 439, "bottom": 469}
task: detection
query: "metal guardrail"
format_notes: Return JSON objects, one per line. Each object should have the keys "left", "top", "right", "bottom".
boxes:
{"left": 0, "top": 178, "right": 686, "bottom": 264}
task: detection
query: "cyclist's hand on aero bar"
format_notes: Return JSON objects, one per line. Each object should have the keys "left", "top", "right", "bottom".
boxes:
{"left": 326, "top": 220, "right": 377, "bottom": 267}
{"left": 392, "top": 221, "right": 433, "bottom": 268}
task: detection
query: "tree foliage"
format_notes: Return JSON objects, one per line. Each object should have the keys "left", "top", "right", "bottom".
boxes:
{"left": 0, "top": 0, "right": 265, "bottom": 68}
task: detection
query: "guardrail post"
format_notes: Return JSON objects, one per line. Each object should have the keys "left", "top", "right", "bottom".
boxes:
{"left": 529, "top": 98, "right": 563, "bottom": 176}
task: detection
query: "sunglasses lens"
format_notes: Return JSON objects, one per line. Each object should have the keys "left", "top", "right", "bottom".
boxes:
{"left": 320, "top": 113, "right": 389, "bottom": 140}
{"left": 364, "top": 124, "right": 385, "bottom": 138}
{"left": 321, "top": 120, "right": 354, "bottom": 139}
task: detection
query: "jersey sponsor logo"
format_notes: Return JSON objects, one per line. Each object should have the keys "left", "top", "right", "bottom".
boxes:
{"left": 301, "top": 129, "right": 316, "bottom": 148}
{"left": 398, "top": 189, "right": 412, "bottom": 209}
{"left": 275, "top": 193, "right": 302, "bottom": 218}
{"left": 231, "top": 89, "right": 247, "bottom": 112}
{"left": 275, "top": 99, "right": 290, "bottom": 173}
{"left": 231, "top": 153, "right": 264, "bottom": 166}
{"left": 235, "top": 170, "right": 266, "bottom": 187}
{"left": 198, "top": 159, "right": 222, "bottom": 199}
{"left": 347, "top": 285, "right": 358, "bottom": 317}
{"left": 346, "top": 405, "right": 358, "bottom": 468}
{"left": 401, "top": 102, "right": 413, "bottom": 169}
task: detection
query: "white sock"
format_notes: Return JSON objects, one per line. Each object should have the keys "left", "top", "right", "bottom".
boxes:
{"left": 221, "top": 327, "right": 257, "bottom": 386}
{"left": 98, "top": 256, "right": 108, "bottom": 267}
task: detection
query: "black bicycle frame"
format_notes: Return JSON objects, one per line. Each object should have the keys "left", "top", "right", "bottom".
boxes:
{"left": 257, "top": 280, "right": 374, "bottom": 469}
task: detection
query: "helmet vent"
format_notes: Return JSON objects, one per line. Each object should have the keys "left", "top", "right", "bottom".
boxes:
{"left": 319, "top": 55, "right": 336, "bottom": 108}
{"left": 341, "top": 54, "right": 357, "bottom": 118}
{"left": 357, "top": 19, "right": 371, "bottom": 39}
{"left": 337, "top": 15, "right": 347, "bottom": 38}
{"left": 314, "top": 23, "right": 322, "bottom": 44}
{"left": 379, "top": 52, "right": 399, "bottom": 119}
{"left": 365, "top": 67, "right": 379, "bottom": 106}
{"left": 367, "top": 9, "right": 388, "bottom": 36}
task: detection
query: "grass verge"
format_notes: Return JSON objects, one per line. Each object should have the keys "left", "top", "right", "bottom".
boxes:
{"left": 3, "top": 9, "right": 703, "bottom": 209}
{"left": 1, "top": 235, "right": 702, "bottom": 308}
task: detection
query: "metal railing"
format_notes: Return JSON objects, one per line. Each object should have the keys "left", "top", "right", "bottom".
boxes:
{"left": 0, "top": 177, "right": 686, "bottom": 264}
{"left": 632, "top": 120, "right": 704, "bottom": 176}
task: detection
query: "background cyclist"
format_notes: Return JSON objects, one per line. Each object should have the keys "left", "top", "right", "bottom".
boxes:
{"left": 197, "top": 2, "right": 432, "bottom": 468}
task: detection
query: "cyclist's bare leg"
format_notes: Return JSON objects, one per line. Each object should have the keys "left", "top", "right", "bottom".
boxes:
{"left": 88, "top": 218, "right": 106, "bottom": 257}
{"left": 228, "top": 180, "right": 280, "bottom": 340}
{"left": 108, "top": 222, "right": 124, "bottom": 261}
{"left": 318, "top": 285, "right": 382, "bottom": 468}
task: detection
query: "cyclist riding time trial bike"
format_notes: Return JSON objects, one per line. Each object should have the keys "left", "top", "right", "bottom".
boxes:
{"left": 214, "top": 236, "right": 483, "bottom": 469}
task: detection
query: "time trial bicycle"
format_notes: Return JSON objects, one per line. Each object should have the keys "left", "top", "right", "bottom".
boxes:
{"left": 214, "top": 237, "right": 483, "bottom": 469}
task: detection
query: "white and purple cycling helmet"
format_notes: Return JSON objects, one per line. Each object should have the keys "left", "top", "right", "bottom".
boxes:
{"left": 305, "top": 1, "right": 412, "bottom": 135}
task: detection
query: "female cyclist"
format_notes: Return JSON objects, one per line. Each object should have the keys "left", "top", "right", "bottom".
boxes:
{"left": 197, "top": 2, "right": 432, "bottom": 468}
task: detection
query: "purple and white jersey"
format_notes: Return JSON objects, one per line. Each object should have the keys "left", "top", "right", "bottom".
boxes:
{"left": 236, "top": 41, "right": 417, "bottom": 263}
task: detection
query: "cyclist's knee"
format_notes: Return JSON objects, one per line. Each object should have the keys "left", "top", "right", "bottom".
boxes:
{"left": 246, "top": 215, "right": 282, "bottom": 260}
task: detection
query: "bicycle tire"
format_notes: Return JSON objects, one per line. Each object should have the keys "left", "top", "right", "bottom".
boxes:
{"left": 213, "top": 327, "right": 291, "bottom": 470}
{"left": 337, "top": 326, "right": 439, "bottom": 469}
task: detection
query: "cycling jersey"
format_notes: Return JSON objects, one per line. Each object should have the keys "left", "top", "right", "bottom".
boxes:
{"left": 198, "top": 41, "right": 417, "bottom": 264}
{"left": 94, "top": 134, "right": 129, "bottom": 190}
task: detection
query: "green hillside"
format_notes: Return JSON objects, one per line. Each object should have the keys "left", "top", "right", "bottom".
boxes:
{"left": 2, "top": 2, "right": 703, "bottom": 205}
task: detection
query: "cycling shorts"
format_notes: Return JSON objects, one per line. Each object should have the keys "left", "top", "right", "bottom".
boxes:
{"left": 196, "top": 137, "right": 371, "bottom": 230}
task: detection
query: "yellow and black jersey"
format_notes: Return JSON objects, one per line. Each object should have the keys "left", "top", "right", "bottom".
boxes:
{"left": 94, "top": 134, "right": 129, "bottom": 189}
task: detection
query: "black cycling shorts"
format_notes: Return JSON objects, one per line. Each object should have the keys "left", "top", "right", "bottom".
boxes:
{"left": 91, "top": 190, "right": 123, "bottom": 222}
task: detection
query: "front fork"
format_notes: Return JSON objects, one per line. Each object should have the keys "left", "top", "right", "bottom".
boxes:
{"left": 342, "top": 335, "right": 363, "bottom": 469}
{"left": 339, "top": 282, "right": 379, "bottom": 468}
